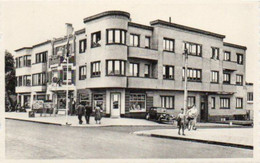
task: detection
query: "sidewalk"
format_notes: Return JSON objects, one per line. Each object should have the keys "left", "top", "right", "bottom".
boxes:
{"left": 133, "top": 128, "right": 253, "bottom": 149}
{"left": 5, "top": 112, "right": 246, "bottom": 128}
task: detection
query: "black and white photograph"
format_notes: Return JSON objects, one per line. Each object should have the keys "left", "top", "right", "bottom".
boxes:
{"left": 1, "top": 0, "right": 259, "bottom": 162}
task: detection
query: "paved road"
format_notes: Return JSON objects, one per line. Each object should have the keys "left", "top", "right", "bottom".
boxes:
{"left": 5, "top": 119, "right": 253, "bottom": 159}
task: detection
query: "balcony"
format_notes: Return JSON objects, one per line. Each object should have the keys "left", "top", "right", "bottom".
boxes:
{"left": 16, "top": 67, "right": 31, "bottom": 76}
{"left": 222, "top": 84, "right": 236, "bottom": 94}
{"left": 31, "top": 85, "right": 47, "bottom": 92}
{"left": 49, "top": 55, "right": 75, "bottom": 66}
{"left": 128, "top": 77, "right": 159, "bottom": 89}
{"left": 128, "top": 47, "right": 159, "bottom": 61}
{"left": 15, "top": 86, "right": 31, "bottom": 93}
{"left": 223, "top": 61, "right": 237, "bottom": 71}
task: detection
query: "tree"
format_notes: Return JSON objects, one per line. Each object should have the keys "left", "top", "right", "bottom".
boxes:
{"left": 5, "top": 50, "right": 16, "bottom": 109}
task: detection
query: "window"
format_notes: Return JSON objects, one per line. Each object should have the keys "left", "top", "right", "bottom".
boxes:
{"left": 163, "top": 38, "right": 175, "bottom": 52}
{"left": 35, "top": 51, "right": 47, "bottom": 63}
{"left": 63, "top": 67, "right": 72, "bottom": 82}
{"left": 55, "top": 45, "right": 71, "bottom": 56}
{"left": 220, "top": 98, "right": 230, "bottom": 109}
{"left": 79, "top": 39, "right": 87, "bottom": 53}
{"left": 163, "top": 65, "right": 174, "bottom": 79}
{"left": 247, "top": 92, "right": 253, "bottom": 102}
{"left": 79, "top": 94, "right": 90, "bottom": 106}
{"left": 91, "top": 31, "right": 101, "bottom": 48}
{"left": 211, "top": 97, "right": 216, "bottom": 109}
{"left": 23, "top": 75, "right": 31, "bottom": 86}
{"left": 187, "top": 96, "right": 196, "bottom": 108}
{"left": 91, "top": 61, "right": 101, "bottom": 77}
{"left": 23, "top": 55, "right": 31, "bottom": 67}
{"left": 107, "top": 29, "right": 126, "bottom": 44}
{"left": 211, "top": 47, "right": 219, "bottom": 60}
{"left": 32, "top": 73, "right": 46, "bottom": 86}
{"left": 224, "top": 51, "right": 231, "bottom": 61}
{"left": 183, "top": 42, "right": 202, "bottom": 56}
{"left": 93, "top": 94, "right": 104, "bottom": 111}
{"left": 161, "top": 96, "right": 174, "bottom": 109}
{"left": 130, "top": 34, "right": 140, "bottom": 47}
{"left": 129, "top": 94, "right": 146, "bottom": 112}
{"left": 79, "top": 66, "right": 86, "bottom": 80}
{"left": 144, "top": 64, "right": 150, "bottom": 78}
{"left": 145, "top": 36, "right": 151, "bottom": 48}
{"left": 106, "top": 60, "right": 125, "bottom": 76}
{"left": 129, "top": 63, "right": 139, "bottom": 77}
{"left": 236, "top": 98, "right": 243, "bottom": 109}
{"left": 211, "top": 71, "right": 219, "bottom": 83}
{"left": 237, "top": 53, "right": 243, "bottom": 64}
{"left": 183, "top": 68, "right": 202, "bottom": 82}
{"left": 236, "top": 75, "right": 243, "bottom": 85}
{"left": 223, "top": 72, "right": 231, "bottom": 84}
{"left": 18, "top": 57, "right": 23, "bottom": 68}
{"left": 18, "top": 76, "right": 23, "bottom": 86}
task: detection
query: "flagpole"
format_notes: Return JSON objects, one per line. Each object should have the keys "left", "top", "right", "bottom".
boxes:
{"left": 183, "top": 48, "right": 188, "bottom": 115}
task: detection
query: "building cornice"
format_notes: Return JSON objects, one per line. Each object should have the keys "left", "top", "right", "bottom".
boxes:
{"left": 223, "top": 42, "right": 247, "bottom": 50}
{"left": 150, "top": 19, "right": 226, "bottom": 39}
{"left": 15, "top": 47, "right": 32, "bottom": 52}
{"left": 32, "top": 40, "right": 51, "bottom": 48}
{"left": 75, "top": 28, "right": 85, "bottom": 35}
{"left": 83, "top": 10, "right": 130, "bottom": 23}
{"left": 128, "top": 22, "right": 153, "bottom": 31}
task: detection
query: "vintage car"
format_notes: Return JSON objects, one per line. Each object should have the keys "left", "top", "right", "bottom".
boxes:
{"left": 146, "top": 107, "right": 175, "bottom": 123}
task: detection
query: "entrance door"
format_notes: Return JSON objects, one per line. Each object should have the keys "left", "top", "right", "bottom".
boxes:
{"left": 110, "top": 93, "right": 121, "bottom": 118}
{"left": 200, "top": 95, "right": 208, "bottom": 122}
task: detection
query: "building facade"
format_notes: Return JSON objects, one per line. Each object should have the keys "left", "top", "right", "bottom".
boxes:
{"left": 15, "top": 11, "right": 252, "bottom": 121}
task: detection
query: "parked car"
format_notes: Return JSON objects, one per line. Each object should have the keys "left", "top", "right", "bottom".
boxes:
{"left": 146, "top": 107, "right": 175, "bottom": 123}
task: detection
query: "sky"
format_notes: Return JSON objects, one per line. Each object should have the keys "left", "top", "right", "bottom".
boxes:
{"left": 1, "top": 0, "right": 258, "bottom": 83}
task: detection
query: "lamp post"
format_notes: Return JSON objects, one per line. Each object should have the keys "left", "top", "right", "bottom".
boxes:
{"left": 183, "top": 48, "right": 188, "bottom": 114}
{"left": 65, "top": 23, "right": 74, "bottom": 125}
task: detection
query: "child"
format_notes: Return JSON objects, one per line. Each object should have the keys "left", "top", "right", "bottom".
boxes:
{"left": 177, "top": 108, "right": 185, "bottom": 136}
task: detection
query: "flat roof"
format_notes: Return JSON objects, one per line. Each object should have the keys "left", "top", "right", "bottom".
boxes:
{"left": 150, "top": 19, "right": 226, "bottom": 39}
{"left": 83, "top": 10, "right": 130, "bottom": 23}
{"left": 128, "top": 22, "right": 153, "bottom": 31}
{"left": 75, "top": 28, "right": 85, "bottom": 35}
{"left": 15, "top": 47, "right": 32, "bottom": 52}
{"left": 223, "top": 42, "right": 247, "bottom": 50}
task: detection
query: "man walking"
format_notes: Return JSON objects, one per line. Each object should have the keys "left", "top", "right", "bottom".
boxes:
{"left": 177, "top": 108, "right": 185, "bottom": 136}
{"left": 77, "top": 102, "right": 85, "bottom": 124}
{"left": 85, "top": 104, "right": 92, "bottom": 124}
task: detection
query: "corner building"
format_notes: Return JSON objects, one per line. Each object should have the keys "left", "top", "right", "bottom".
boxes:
{"left": 15, "top": 11, "right": 250, "bottom": 121}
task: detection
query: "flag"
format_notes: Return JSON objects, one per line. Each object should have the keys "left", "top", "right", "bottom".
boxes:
{"left": 66, "top": 23, "right": 74, "bottom": 57}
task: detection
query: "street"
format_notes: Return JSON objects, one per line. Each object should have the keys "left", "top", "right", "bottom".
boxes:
{"left": 6, "top": 119, "right": 253, "bottom": 159}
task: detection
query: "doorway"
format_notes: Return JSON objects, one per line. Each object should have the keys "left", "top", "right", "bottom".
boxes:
{"left": 200, "top": 95, "right": 208, "bottom": 122}
{"left": 110, "top": 93, "right": 121, "bottom": 118}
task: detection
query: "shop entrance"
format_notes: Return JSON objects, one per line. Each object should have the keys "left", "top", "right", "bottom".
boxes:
{"left": 110, "top": 93, "right": 121, "bottom": 118}
{"left": 200, "top": 95, "right": 208, "bottom": 122}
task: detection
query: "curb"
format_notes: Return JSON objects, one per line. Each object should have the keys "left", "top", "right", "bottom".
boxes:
{"left": 5, "top": 117, "right": 62, "bottom": 126}
{"left": 135, "top": 133, "right": 253, "bottom": 150}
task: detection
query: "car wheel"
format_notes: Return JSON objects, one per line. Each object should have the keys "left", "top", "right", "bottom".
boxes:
{"left": 146, "top": 114, "right": 150, "bottom": 120}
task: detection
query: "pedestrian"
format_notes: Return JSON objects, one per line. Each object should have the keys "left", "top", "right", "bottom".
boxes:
{"left": 85, "top": 104, "right": 92, "bottom": 124}
{"left": 177, "top": 108, "right": 185, "bottom": 136}
{"left": 77, "top": 102, "right": 85, "bottom": 124}
{"left": 94, "top": 105, "right": 102, "bottom": 124}
{"left": 71, "top": 99, "right": 76, "bottom": 115}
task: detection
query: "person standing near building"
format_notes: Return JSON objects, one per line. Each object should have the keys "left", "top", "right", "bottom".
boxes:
{"left": 94, "top": 105, "right": 102, "bottom": 124}
{"left": 85, "top": 104, "right": 92, "bottom": 124}
{"left": 77, "top": 102, "right": 85, "bottom": 124}
{"left": 71, "top": 99, "right": 76, "bottom": 115}
{"left": 177, "top": 108, "right": 185, "bottom": 136}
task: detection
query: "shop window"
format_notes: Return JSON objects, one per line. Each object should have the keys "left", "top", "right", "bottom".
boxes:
{"left": 80, "top": 94, "right": 90, "bottom": 106}
{"left": 93, "top": 94, "right": 104, "bottom": 111}
{"left": 163, "top": 38, "right": 175, "bottom": 52}
{"left": 129, "top": 34, "right": 140, "bottom": 47}
{"left": 129, "top": 94, "right": 146, "bottom": 112}
{"left": 129, "top": 63, "right": 139, "bottom": 77}
{"left": 107, "top": 29, "right": 126, "bottom": 44}
{"left": 187, "top": 96, "right": 196, "bottom": 108}
{"left": 163, "top": 65, "right": 174, "bottom": 79}
{"left": 79, "top": 39, "right": 87, "bottom": 53}
{"left": 220, "top": 98, "right": 230, "bottom": 109}
{"left": 106, "top": 60, "right": 125, "bottom": 76}
{"left": 236, "top": 98, "right": 243, "bottom": 109}
{"left": 91, "top": 31, "right": 101, "bottom": 48}
{"left": 91, "top": 61, "right": 101, "bottom": 77}
{"left": 161, "top": 96, "right": 174, "bottom": 109}
{"left": 183, "top": 42, "right": 202, "bottom": 56}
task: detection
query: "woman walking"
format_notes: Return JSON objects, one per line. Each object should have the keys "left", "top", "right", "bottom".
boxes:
{"left": 95, "top": 105, "right": 102, "bottom": 124}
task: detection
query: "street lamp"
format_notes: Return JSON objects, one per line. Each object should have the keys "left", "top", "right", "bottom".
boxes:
{"left": 183, "top": 48, "right": 188, "bottom": 114}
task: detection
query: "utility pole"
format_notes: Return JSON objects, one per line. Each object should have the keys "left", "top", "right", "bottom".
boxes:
{"left": 65, "top": 23, "right": 74, "bottom": 125}
{"left": 183, "top": 48, "right": 188, "bottom": 114}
